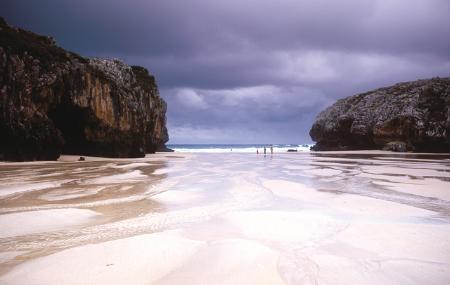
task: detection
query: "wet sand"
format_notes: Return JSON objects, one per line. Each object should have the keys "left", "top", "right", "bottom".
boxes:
{"left": 0, "top": 151, "right": 449, "bottom": 284}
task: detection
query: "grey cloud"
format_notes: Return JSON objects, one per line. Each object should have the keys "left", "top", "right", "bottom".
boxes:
{"left": 3, "top": 0, "right": 449, "bottom": 57}
{"left": 2, "top": 0, "right": 450, "bottom": 143}
{"left": 163, "top": 85, "right": 333, "bottom": 143}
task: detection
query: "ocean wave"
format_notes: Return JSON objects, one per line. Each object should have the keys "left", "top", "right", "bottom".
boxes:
{"left": 167, "top": 144, "right": 313, "bottom": 153}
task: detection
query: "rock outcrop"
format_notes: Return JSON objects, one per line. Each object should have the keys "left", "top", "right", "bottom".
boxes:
{"left": 0, "top": 18, "right": 168, "bottom": 161}
{"left": 310, "top": 77, "right": 450, "bottom": 152}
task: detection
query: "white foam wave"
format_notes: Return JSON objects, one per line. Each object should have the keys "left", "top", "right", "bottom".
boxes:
{"left": 171, "top": 145, "right": 313, "bottom": 153}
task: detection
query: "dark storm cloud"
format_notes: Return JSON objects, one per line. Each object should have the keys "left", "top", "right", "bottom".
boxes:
{"left": 2, "top": 0, "right": 450, "bottom": 143}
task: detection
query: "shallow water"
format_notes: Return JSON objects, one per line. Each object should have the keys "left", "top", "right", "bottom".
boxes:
{"left": 1, "top": 152, "right": 450, "bottom": 284}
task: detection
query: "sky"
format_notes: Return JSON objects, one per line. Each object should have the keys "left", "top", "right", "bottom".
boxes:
{"left": 2, "top": 0, "right": 450, "bottom": 144}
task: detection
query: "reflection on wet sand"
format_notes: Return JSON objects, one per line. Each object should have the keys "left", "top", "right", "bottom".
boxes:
{"left": 0, "top": 156, "right": 169, "bottom": 273}
{"left": 1, "top": 151, "right": 450, "bottom": 284}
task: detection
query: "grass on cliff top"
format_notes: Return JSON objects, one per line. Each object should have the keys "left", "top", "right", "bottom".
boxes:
{"left": 0, "top": 17, "right": 86, "bottom": 70}
{"left": 131, "top": 65, "right": 157, "bottom": 94}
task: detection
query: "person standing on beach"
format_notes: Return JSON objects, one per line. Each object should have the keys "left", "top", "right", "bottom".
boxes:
{"left": 257, "top": 149, "right": 259, "bottom": 155}
{"left": 264, "top": 146, "right": 267, "bottom": 155}
{"left": 270, "top": 145, "right": 273, "bottom": 155}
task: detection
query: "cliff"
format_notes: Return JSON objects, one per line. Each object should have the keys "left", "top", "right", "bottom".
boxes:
{"left": 0, "top": 18, "right": 168, "bottom": 161}
{"left": 310, "top": 77, "right": 450, "bottom": 152}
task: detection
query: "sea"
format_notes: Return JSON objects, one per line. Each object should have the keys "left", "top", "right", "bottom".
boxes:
{"left": 166, "top": 144, "right": 314, "bottom": 153}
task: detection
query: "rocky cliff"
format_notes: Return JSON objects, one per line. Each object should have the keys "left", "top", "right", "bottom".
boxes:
{"left": 0, "top": 18, "right": 168, "bottom": 161}
{"left": 310, "top": 77, "right": 450, "bottom": 152}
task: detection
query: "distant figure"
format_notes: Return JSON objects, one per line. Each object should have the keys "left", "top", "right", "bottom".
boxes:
{"left": 78, "top": 156, "right": 85, "bottom": 161}
{"left": 270, "top": 145, "right": 273, "bottom": 155}
{"left": 264, "top": 146, "right": 267, "bottom": 155}
{"left": 257, "top": 149, "right": 259, "bottom": 155}
{"left": 231, "top": 148, "right": 233, "bottom": 152}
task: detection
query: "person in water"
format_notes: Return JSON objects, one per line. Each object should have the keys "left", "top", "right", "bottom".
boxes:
{"left": 264, "top": 146, "right": 267, "bottom": 155}
{"left": 270, "top": 145, "right": 273, "bottom": 154}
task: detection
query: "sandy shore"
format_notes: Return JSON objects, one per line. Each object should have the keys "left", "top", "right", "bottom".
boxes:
{"left": 0, "top": 151, "right": 449, "bottom": 284}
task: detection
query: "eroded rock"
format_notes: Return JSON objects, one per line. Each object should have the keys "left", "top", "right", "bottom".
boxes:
{"left": 0, "top": 18, "right": 168, "bottom": 161}
{"left": 310, "top": 78, "right": 450, "bottom": 152}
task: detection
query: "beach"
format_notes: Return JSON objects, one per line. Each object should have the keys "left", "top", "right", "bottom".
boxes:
{"left": 0, "top": 151, "right": 449, "bottom": 284}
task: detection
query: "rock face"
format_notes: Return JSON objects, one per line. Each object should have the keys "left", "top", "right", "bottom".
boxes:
{"left": 310, "top": 77, "right": 450, "bottom": 152}
{"left": 0, "top": 18, "right": 168, "bottom": 161}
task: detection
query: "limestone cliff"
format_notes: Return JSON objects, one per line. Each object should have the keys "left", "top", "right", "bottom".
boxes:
{"left": 0, "top": 18, "right": 168, "bottom": 161}
{"left": 310, "top": 77, "right": 450, "bottom": 152}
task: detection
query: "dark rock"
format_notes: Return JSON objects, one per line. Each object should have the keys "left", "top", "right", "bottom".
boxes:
{"left": 310, "top": 77, "right": 450, "bottom": 152}
{"left": 78, "top": 156, "right": 85, "bottom": 161}
{"left": 157, "top": 146, "right": 175, "bottom": 152}
{"left": 0, "top": 18, "right": 168, "bottom": 161}
{"left": 287, "top": 149, "right": 298, "bottom": 152}
{"left": 383, "top": 141, "right": 408, "bottom": 152}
